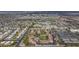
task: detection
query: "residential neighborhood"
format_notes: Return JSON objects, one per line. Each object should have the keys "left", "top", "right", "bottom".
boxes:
{"left": 0, "top": 11, "right": 79, "bottom": 47}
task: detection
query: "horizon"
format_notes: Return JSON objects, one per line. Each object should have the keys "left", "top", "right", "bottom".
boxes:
{"left": 0, "top": 11, "right": 79, "bottom": 16}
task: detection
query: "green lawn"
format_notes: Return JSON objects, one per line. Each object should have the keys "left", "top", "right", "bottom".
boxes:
{"left": 39, "top": 33, "right": 48, "bottom": 40}
{"left": 23, "top": 35, "right": 29, "bottom": 46}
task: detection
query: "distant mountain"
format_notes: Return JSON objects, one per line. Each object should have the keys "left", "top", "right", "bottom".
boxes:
{"left": 0, "top": 11, "right": 79, "bottom": 16}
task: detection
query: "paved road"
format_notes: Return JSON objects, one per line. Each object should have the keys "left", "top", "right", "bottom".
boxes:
{"left": 16, "top": 24, "right": 33, "bottom": 47}
{"left": 15, "top": 28, "right": 27, "bottom": 46}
